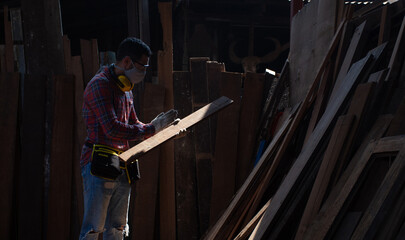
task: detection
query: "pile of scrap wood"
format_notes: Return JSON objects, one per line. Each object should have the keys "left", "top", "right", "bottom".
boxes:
{"left": 203, "top": 1, "right": 405, "bottom": 239}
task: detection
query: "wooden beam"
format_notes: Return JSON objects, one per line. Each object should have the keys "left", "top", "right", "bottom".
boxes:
{"left": 0, "top": 73, "right": 19, "bottom": 240}
{"left": 47, "top": 75, "right": 74, "bottom": 240}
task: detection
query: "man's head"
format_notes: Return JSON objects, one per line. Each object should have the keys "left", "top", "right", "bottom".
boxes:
{"left": 115, "top": 37, "right": 152, "bottom": 86}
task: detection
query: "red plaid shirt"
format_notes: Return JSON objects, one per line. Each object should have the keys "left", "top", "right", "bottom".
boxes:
{"left": 80, "top": 66, "right": 155, "bottom": 166}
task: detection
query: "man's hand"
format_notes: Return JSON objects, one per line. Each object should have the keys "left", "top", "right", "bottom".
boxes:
{"left": 151, "top": 109, "right": 178, "bottom": 132}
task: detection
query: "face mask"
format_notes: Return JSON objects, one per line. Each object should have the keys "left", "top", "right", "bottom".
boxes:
{"left": 116, "top": 62, "right": 146, "bottom": 84}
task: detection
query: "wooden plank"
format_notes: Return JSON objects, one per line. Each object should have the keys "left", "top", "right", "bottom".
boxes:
{"left": 71, "top": 56, "right": 85, "bottom": 238}
{"left": 210, "top": 72, "right": 242, "bottom": 226}
{"left": 18, "top": 74, "right": 47, "bottom": 238}
{"left": 63, "top": 35, "right": 72, "bottom": 74}
{"left": 250, "top": 54, "right": 373, "bottom": 240}
{"left": 202, "top": 106, "right": 297, "bottom": 240}
{"left": 303, "top": 61, "right": 333, "bottom": 144}
{"left": 91, "top": 39, "right": 100, "bottom": 74}
{"left": 236, "top": 72, "right": 265, "bottom": 188}
{"left": 80, "top": 39, "right": 94, "bottom": 86}
{"left": 0, "top": 73, "right": 19, "bottom": 240}
{"left": 189, "top": 57, "right": 212, "bottom": 235}
{"left": 378, "top": 6, "right": 389, "bottom": 45}
{"left": 47, "top": 75, "right": 74, "bottom": 240}
{"left": 303, "top": 136, "right": 405, "bottom": 240}
{"left": 351, "top": 143, "right": 405, "bottom": 240}
{"left": 331, "top": 82, "right": 376, "bottom": 186}
{"left": 206, "top": 61, "right": 225, "bottom": 153}
{"left": 130, "top": 83, "right": 165, "bottom": 240}
{"left": 4, "top": 6, "right": 14, "bottom": 72}
{"left": 295, "top": 114, "right": 355, "bottom": 240}
{"left": 234, "top": 199, "right": 271, "bottom": 240}
{"left": 173, "top": 71, "right": 199, "bottom": 240}
{"left": 157, "top": 2, "right": 175, "bottom": 239}
{"left": 120, "top": 96, "right": 232, "bottom": 162}
{"left": 329, "top": 21, "right": 368, "bottom": 101}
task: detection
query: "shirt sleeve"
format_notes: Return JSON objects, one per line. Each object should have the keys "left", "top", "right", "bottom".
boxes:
{"left": 85, "top": 79, "right": 155, "bottom": 141}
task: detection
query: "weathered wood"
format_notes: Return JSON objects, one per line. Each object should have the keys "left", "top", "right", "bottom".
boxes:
{"left": 173, "top": 71, "right": 199, "bottom": 240}
{"left": 0, "top": 73, "right": 19, "bottom": 240}
{"left": 4, "top": 6, "right": 14, "bottom": 72}
{"left": 210, "top": 72, "right": 242, "bottom": 226}
{"left": 385, "top": 15, "right": 405, "bottom": 85}
{"left": 130, "top": 83, "right": 165, "bottom": 240}
{"left": 63, "top": 35, "right": 72, "bottom": 74}
{"left": 351, "top": 142, "right": 405, "bottom": 240}
{"left": 18, "top": 74, "right": 47, "bottom": 238}
{"left": 47, "top": 75, "right": 74, "bottom": 240}
{"left": 303, "top": 136, "right": 405, "bottom": 240}
{"left": 329, "top": 21, "right": 368, "bottom": 101}
{"left": 251, "top": 54, "right": 373, "bottom": 240}
{"left": 386, "top": 93, "right": 405, "bottom": 136}
{"left": 236, "top": 72, "right": 265, "bottom": 188}
{"left": 295, "top": 114, "right": 355, "bottom": 240}
{"left": 120, "top": 96, "right": 232, "bottom": 163}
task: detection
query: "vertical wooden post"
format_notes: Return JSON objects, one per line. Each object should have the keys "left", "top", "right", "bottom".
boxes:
{"left": 0, "top": 73, "right": 19, "bottom": 240}
{"left": 18, "top": 74, "right": 47, "bottom": 239}
{"left": 47, "top": 75, "right": 75, "bottom": 240}
{"left": 158, "top": 2, "right": 176, "bottom": 239}
{"left": 130, "top": 83, "right": 165, "bottom": 240}
{"left": 210, "top": 72, "right": 242, "bottom": 225}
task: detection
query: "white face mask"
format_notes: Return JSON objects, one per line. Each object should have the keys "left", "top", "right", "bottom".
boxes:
{"left": 116, "top": 62, "right": 146, "bottom": 84}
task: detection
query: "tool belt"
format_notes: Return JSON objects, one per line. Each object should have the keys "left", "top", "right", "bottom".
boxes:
{"left": 86, "top": 141, "right": 140, "bottom": 184}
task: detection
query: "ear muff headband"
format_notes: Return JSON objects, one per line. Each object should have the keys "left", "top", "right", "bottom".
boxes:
{"left": 109, "top": 64, "right": 134, "bottom": 92}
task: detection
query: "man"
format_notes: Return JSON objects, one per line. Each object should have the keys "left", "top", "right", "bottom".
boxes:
{"left": 79, "top": 37, "right": 177, "bottom": 239}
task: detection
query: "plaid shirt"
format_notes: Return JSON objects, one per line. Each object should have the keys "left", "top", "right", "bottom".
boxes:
{"left": 80, "top": 66, "right": 155, "bottom": 167}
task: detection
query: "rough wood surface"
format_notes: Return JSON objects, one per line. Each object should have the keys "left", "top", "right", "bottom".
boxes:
{"left": 120, "top": 96, "right": 233, "bottom": 163}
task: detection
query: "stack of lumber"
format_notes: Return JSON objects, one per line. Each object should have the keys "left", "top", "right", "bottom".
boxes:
{"left": 203, "top": 0, "right": 405, "bottom": 239}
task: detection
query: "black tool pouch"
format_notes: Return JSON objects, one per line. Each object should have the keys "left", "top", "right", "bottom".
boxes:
{"left": 90, "top": 145, "right": 122, "bottom": 180}
{"left": 124, "top": 160, "right": 141, "bottom": 184}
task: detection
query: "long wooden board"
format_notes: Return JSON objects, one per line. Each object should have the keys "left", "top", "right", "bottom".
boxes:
{"left": 47, "top": 75, "right": 75, "bottom": 240}
{"left": 130, "top": 83, "right": 165, "bottom": 240}
{"left": 0, "top": 73, "right": 19, "bottom": 240}
{"left": 119, "top": 96, "right": 233, "bottom": 163}
{"left": 210, "top": 72, "right": 242, "bottom": 226}
{"left": 173, "top": 71, "right": 199, "bottom": 240}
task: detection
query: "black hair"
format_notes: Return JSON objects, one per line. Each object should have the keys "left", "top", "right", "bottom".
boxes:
{"left": 116, "top": 37, "right": 152, "bottom": 61}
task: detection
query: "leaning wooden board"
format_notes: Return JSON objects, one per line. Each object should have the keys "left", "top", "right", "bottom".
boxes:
{"left": 119, "top": 96, "right": 233, "bottom": 163}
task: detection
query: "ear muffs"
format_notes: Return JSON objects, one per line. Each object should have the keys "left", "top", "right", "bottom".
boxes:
{"left": 109, "top": 64, "right": 134, "bottom": 92}
{"left": 117, "top": 75, "right": 134, "bottom": 92}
